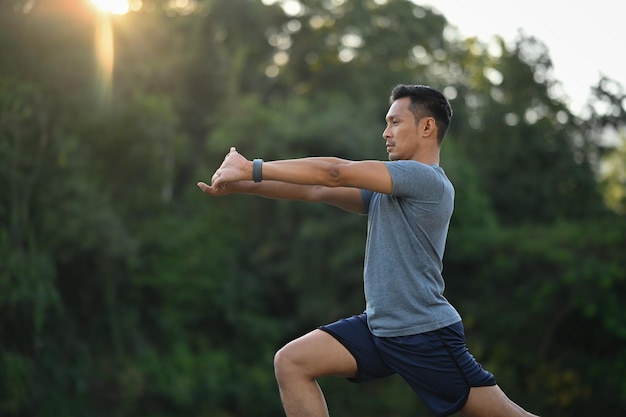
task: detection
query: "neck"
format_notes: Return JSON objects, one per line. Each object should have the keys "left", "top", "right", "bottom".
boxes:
{"left": 412, "top": 147, "right": 440, "bottom": 165}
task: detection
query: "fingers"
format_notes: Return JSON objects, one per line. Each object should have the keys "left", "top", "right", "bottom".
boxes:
{"left": 198, "top": 147, "right": 239, "bottom": 195}
{"left": 197, "top": 180, "right": 227, "bottom": 195}
{"left": 224, "top": 146, "right": 237, "bottom": 161}
{"left": 197, "top": 181, "right": 220, "bottom": 191}
{"left": 197, "top": 181, "right": 211, "bottom": 192}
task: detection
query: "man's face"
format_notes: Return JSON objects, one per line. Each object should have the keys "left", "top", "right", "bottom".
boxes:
{"left": 382, "top": 97, "right": 421, "bottom": 161}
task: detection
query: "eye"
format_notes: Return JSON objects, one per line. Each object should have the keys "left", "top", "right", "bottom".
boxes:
{"left": 385, "top": 118, "right": 400, "bottom": 127}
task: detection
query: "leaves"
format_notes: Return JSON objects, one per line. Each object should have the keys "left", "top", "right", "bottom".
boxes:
{"left": 0, "top": 0, "right": 625, "bottom": 416}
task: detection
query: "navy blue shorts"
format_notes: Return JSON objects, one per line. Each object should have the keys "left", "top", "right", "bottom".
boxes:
{"left": 319, "top": 313, "right": 496, "bottom": 417}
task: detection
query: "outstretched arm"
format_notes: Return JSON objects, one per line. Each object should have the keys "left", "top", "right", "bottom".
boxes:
{"left": 197, "top": 147, "right": 393, "bottom": 213}
{"left": 197, "top": 179, "right": 363, "bottom": 213}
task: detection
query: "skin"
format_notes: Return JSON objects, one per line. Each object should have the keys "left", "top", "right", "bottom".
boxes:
{"left": 198, "top": 97, "right": 539, "bottom": 417}
{"left": 197, "top": 97, "right": 436, "bottom": 211}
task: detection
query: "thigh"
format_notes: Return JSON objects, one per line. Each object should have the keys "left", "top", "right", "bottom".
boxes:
{"left": 461, "top": 385, "right": 536, "bottom": 417}
{"left": 377, "top": 322, "right": 495, "bottom": 417}
{"left": 276, "top": 328, "right": 359, "bottom": 379}
{"left": 320, "top": 314, "right": 395, "bottom": 382}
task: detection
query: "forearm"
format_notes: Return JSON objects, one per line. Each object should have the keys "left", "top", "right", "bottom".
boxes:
{"left": 200, "top": 151, "right": 368, "bottom": 213}
{"left": 259, "top": 157, "right": 349, "bottom": 187}
{"left": 230, "top": 179, "right": 364, "bottom": 213}
{"left": 197, "top": 156, "right": 342, "bottom": 202}
{"left": 230, "top": 180, "right": 324, "bottom": 202}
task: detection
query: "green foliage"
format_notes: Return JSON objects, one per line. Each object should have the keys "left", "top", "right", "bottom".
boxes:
{"left": 207, "top": 92, "right": 382, "bottom": 161}
{"left": 451, "top": 35, "right": 609, "bottom": 224}
{"left": 1, "top": 0, "right": 625, "bottom": 416}
{"left": 446, "top": 219, "right": 626, "bottom": 416}
{"left": 600, "top": 136, "right": 626, "bottom": 214}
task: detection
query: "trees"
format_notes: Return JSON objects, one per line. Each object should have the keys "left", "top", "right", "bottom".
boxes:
{"left": 1, "top": 0, "right": 624, "bottom": 416}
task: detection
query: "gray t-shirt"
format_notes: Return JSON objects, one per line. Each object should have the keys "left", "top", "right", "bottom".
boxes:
{"left": 360, "top": 160, "right": 461, "bottom": 337}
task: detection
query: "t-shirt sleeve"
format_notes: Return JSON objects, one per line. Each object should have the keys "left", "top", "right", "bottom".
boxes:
{"left": 384, "top": 160, "right": 445, "bottom": 203}
{"left": 360, "top": 189, "right": 374, "bottom": 213}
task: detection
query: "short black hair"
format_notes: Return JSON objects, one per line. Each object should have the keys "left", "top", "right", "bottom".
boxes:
{"left": 389, "top": 84, "right": 453, "bottom": 143}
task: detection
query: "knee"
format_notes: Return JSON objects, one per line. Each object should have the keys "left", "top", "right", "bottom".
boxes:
{"left": 274, "top": 342, "right": 304, "bottom": 382}
{"left": 274, "top": 340, "right": 318, "bottom": 382}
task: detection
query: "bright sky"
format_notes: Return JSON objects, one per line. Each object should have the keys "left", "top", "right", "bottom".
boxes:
{"left": 421, "top": 0, "right": 625, "bottom": 115}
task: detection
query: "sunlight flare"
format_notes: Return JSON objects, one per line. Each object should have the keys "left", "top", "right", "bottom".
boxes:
{"left": 95, "top": 14, "right": 114, "bottom": 104}
{"left": 91, "top": 0, "right": 129, "bottom": 15}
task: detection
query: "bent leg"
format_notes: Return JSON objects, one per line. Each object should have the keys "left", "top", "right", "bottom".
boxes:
{"left": 461, "top": 385, "right": 540, "bottom": 417}
{"left": 274, "top": 329, "right": 358, "bottom": 417}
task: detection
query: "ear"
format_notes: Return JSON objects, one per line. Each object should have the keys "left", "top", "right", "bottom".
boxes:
{"left": 421, "top": 117, "right": 437, "bottom": 138}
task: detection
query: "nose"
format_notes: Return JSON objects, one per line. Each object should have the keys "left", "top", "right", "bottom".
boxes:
{"left": 382, "top": 124, "right": 391, "bottom": 139}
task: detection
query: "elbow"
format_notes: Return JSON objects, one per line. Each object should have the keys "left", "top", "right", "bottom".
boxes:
{"left": 327, "top": 164, "right": 342, "bottom": 187}
{"left": 321, "top": 158, "right": 354, "bottom": 187}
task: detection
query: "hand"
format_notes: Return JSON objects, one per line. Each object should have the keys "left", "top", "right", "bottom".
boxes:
{"left": 211, "top": 146, "right": 250, "bottom": 185}
{"left": 197, "top": 147, "right": 249, "bottom": 195}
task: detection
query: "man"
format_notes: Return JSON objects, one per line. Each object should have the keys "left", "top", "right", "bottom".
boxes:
{"left": 198, "top": 84, "right": 539, "bottom": 417}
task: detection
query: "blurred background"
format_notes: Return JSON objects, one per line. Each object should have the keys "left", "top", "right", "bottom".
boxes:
{"left": 1, "top": 0, "right": 625, "bottom": 416}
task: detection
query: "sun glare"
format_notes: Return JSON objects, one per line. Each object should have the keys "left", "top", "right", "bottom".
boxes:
{"left": 91, "top": 0, "right": 129, "bottom": 14}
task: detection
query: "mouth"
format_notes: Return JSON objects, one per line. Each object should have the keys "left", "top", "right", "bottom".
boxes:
{"left": 385, "top": 143, "right": 394, "bottom": 152}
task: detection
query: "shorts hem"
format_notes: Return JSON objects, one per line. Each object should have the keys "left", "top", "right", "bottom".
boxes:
{"left": 318, "top": 326, "right": 363, "bottom": 383}
{"left": 439, "top": 381, "right": 497, "bottom": 417}
{"left": 439, "top": 391, "right": 469, "bottom": 417}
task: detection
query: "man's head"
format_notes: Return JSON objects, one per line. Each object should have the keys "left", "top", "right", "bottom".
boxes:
{"left": 389, "top": 84, "right": 453, "bottom": 144}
